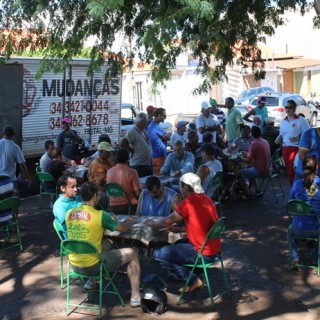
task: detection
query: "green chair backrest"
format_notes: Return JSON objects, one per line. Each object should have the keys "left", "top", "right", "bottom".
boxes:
{"left": 211, "top": 172, "right": 223, "bottom": 187}
{"left": 37, "top": 172, "right": 55, "bottom": 182}
{"left": 272, "top": 148, "right": 282, "bottom": 162}
{"left": 36, "top": 165, "right": 41, "bottom": 173}
{"left": 271, "top": 149, "right": 283, "bottom": 174}
{"left": 194, "top": 156, "right": 203, "bottom": 171}
{"left": 199, "top": 217, "right": 226, "bottom": 254}
{"left": 105, "top": 183, "right": 131, "bottom": 204}
{"left": 0, "top": 196, "right": 20, "bottom": 211}
{"left": 53, "top": 219, "right": 67, "bottom": 242}
{"left": 286, "top": 199, "right": 315, "bottom": 219}
{"left": 62, "top": 239, "right": 99, "bottom": 255}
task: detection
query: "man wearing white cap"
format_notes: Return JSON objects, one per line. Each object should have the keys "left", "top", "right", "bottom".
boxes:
{"left": 196, "top": 101, "right": 222, "bottom": 143}
{"left": 56, "top": 116, "right": 84, "bottom": 162}
{"left": 170, "top": 120, "right": 189, "bottom": 148}
{"left": 146, "top": 172, "right": 220, "bottom": 293}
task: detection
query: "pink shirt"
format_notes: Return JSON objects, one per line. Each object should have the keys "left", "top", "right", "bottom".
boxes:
{"left": 247, "top": 137, "right": 272, "bottom": 176}
{"left": 106, "top": 163, "right": 141, "bottom": 206}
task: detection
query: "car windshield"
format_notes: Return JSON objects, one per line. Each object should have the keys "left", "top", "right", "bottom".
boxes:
{"left": 121, "top": 108, "right": 133, "bottom": 119}
{"left": 251, "top": 96, "right": 280, "bottom": 107}
{"left": 237, "top": 89, "right": 257, "bottom": 99}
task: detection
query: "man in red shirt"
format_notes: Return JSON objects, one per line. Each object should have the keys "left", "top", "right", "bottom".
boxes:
{"left": 238, "top": 125, "right": 272, "bottom": 199}
{"left": 146, "top": 172, "right": 220, "bottom": 292}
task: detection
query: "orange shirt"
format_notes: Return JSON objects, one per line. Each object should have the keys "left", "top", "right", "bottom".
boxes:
{"left": 106, "top": 163, "right": 141, "bottom": 206}
{"left": 88, "top": 156, "right": 115, "bottom": 192}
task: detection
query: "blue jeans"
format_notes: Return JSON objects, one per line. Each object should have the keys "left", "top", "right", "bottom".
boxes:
{"left": 287, "top": 224, "right": 319, "bottom": 261}
{"left": 130, "top": 165, "right": 152, "bottom": 178}
{"left": 240, "top": 166, "right": 261, "bottom": 180}
{"left": 153, "top": 242, "right": 217, "bottom": 283}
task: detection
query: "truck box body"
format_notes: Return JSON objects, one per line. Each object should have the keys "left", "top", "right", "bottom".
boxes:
{"left": 0, "top": 57, "right": 122, "bottom": 158}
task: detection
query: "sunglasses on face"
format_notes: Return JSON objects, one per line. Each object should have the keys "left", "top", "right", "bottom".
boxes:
{"left": 285, "top": 106, "right": 294, "bottom": 110}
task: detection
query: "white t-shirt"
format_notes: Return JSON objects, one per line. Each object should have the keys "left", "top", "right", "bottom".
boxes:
{"left": 0, "top": 139, "right": 26, "bottom": 181}
{"left": 279, "top": 116, "right": 310, "bottom": 147}
{"left": 170, "top": 132, "right": 188, "bottom": 148}
{"left": 40, "top": 152, "right": 51, "bottom": 171}
{"left": 200, "top": 159, "right": 223, "bottom": 198}
{"left": 196, "top": 113, "right": 220, "bottom": 142}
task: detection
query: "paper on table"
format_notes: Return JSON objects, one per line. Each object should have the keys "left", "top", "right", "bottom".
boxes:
{"left": 132, "top": 223, "right": 146, "bottom": 228}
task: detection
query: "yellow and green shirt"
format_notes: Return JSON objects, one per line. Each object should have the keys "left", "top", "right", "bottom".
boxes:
{"left": 65, "top": 204, "right": 118, "bottom": 267}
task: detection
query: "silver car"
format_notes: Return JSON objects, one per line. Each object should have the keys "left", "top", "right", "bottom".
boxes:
{"left": 247, "top": 92, "right": 318, "bottom": 127}
{"left": 235, "top": 86, "right": 275, "bottom": 107}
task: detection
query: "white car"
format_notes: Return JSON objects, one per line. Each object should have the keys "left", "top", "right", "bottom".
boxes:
{"left": 120, "top": 103, "right": 174, "bottom": 138}
{"left": 247, "top": 92, "right": 318, "bottom": 127}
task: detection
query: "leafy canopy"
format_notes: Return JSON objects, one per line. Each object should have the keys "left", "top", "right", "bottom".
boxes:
{"left": 0, "top": 0, "right": 319, "bottom": 93}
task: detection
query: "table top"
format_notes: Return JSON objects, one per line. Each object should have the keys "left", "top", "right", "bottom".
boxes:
{"left": 104, "top": 215, "right": 185, "bottom": 246}
{"left": 139, "top": 175, "right": 180, "bottom": 188}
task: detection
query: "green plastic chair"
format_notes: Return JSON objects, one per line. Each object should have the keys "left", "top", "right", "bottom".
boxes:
{"left": 0, "top": 197, "right": 23, "bottom": 255}
{"left": 177, "top": 217, "right": 231, "bottom": 309}
{"left": 61, "top": 239, "right": 125, "bottom": 318}
{"left": 193, "top": 156, "right": 203, "bottom": 173}
{"left": 209, "top": 172, "right": 224, "bottom": 217}
{"left": 53, "top": 219, "right": 67, "bottom": 289}
{"left": 286, "top": 199, "right": 320, "bottom": 276}
{"left": 105, "top": 183, "right": 133, "bottom": 215}
{"left": 36, "top": 165, "right": 41, "bottom": 173}
{"left": 36, "top": 172, "right": 57, "bottom": 214}
{"left": 259, "top": 148, "right": 285, "bottom": 202}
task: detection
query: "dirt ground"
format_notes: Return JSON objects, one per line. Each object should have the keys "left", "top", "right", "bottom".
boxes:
{"left": 1, "top": 172, "right": 320, "bottom": 320}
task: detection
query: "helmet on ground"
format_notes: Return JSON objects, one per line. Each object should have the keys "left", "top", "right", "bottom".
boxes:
{"left": 141, "top": 287, "right": 168, "bottom": 314}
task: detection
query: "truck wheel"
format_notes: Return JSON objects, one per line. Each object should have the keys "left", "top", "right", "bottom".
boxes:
{"left": 309, "top": 113, "right": 317, "bottom": 127}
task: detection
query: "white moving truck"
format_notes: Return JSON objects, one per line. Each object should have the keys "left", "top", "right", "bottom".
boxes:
{"left": 0, "top": 57, "right": 122, "bottom": 158}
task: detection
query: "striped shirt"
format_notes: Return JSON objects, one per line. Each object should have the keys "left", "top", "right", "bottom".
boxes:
{"left": 126, "top": 125, "right": 152, "bottom": 166}
{"left": 212, "top": 108, "right": 226, "bottom": 127}
{"left": 0, "top": 175, "right": 14, "bottom": 222}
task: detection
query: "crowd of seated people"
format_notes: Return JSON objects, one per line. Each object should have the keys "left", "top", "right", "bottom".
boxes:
{"left": 1, "top": 92, "right": 319, "bottom": 306}
{"left": 3, "top": 93, "right": 315, "bottom": 311}
{"left": 34, "top": 99, "right": 285, "bottom": 211}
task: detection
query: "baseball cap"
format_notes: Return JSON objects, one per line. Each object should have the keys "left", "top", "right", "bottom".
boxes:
{"left": 257, "top": 96, "right": 266, "bottom": 103}
{"left": 265, "top": 116, "right": 275, "bottom": 124}
{"left": 201, "top": 101, "right": 211, "bottom": 110}
{"left": 180, "top": 172, "right": 204, "bottom": 194}
{"left": 176, "top": 120, "right": 189, "bottom": 129}
{"left": 62, "top": 117, "right": 72, "bottom": 124}
{"left": 209, "top": 98, "right": 217, "bottom": 106}
{"left": 146, "top": 105, "right": 157, "bottom": 113}
{"left": 98, "top": 141, "right": 114, "bottom": 151}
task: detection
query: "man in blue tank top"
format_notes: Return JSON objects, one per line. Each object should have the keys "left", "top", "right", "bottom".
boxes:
{"left": 136, "top": 176, "right": 180, "bottom": 217}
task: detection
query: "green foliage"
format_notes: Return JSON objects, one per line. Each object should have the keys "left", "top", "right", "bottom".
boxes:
{"left": 0, "top": 0, "right": 318, "bottom": 94}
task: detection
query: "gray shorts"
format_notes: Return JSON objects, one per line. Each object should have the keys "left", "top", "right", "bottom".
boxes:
{"left": 71, "top": 239, "right": 123, "bottom": 276}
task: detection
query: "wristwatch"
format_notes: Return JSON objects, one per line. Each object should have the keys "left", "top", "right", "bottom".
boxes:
{"left": 205, "top": 126, "right": 208, "bottom": 130}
